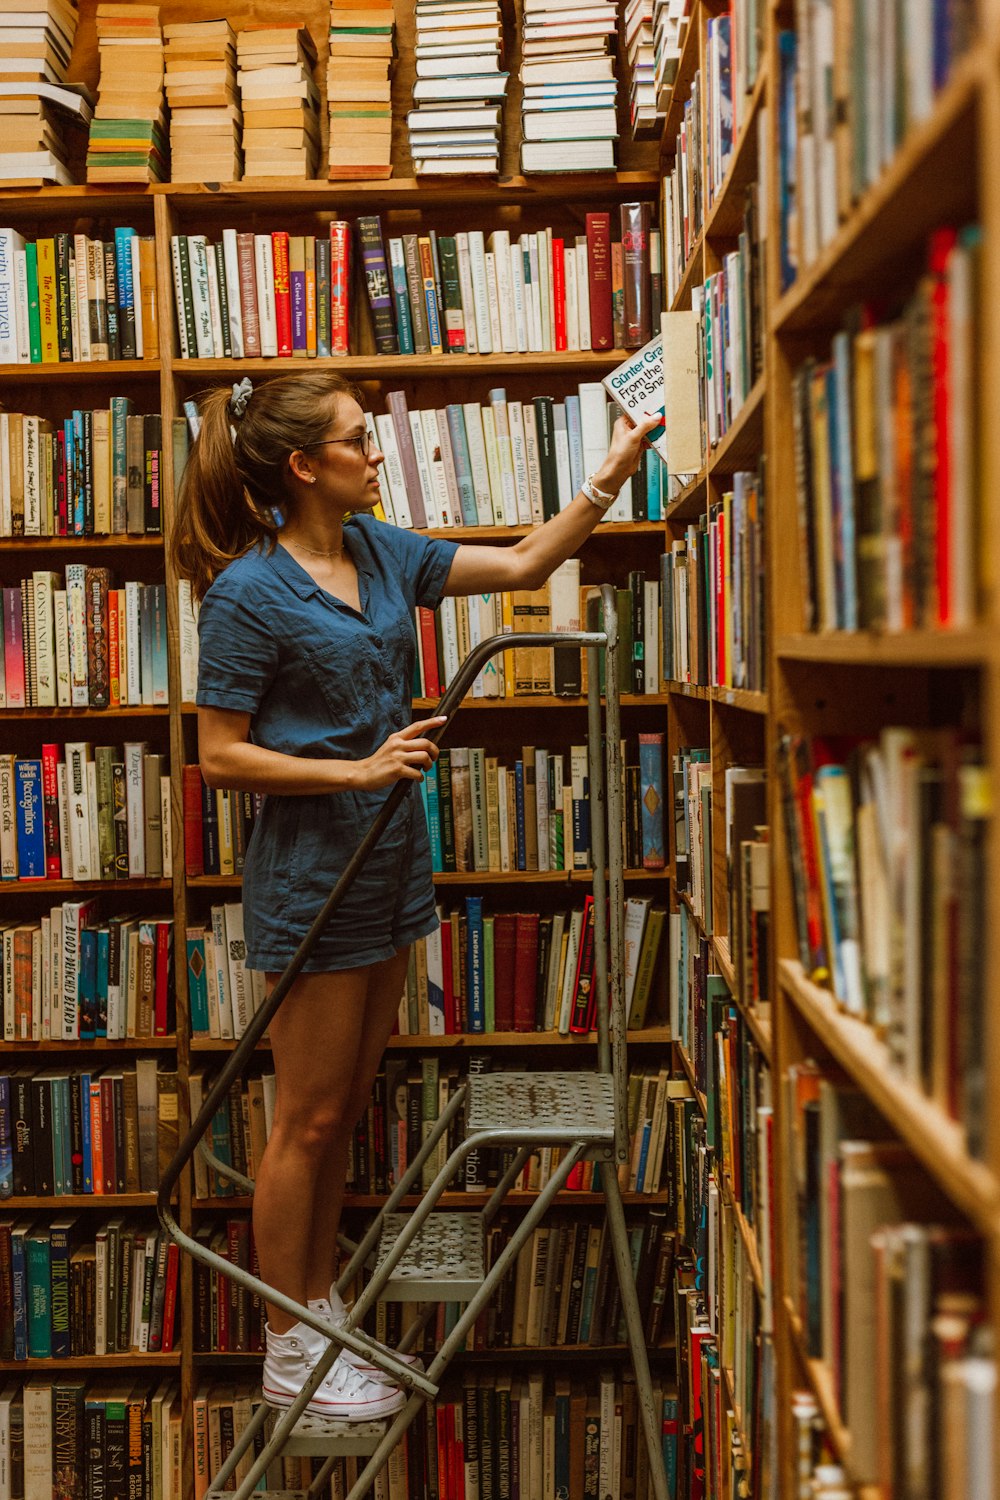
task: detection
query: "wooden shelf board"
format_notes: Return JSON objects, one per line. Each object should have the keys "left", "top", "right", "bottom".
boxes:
{"left": 707, "top": 375, "right": 765, "bottom": 475}
{"left": 1, "top": 706, "right": 170, "bottom": 719}
{"left": 779, "top": 960, "right": 1000, "bottom": 1233}
{"left": 665, "top": 472, "right": 707, "bottom": 521}
{"left": 12, "top": 1194, "right": 162, "bottom": 1208}
{"left": 712, "top": 936, "right": 773, "bottom": 1061}
{"left": 190, "top": 1027, "right": 673, "bottom": 1053}
{"left": 186, "top": 868, "right": 670, "bottom": 888}
{"left": 0, "top": 1353, "right": 180, "bottom": 1370}
{"left": 674, "top": 1040, "right": 708, "bottom": 1121}
{"left": 6, "top": 1036, "right": 176, "bottom": 1051}
{"left": 729, "top": 1190, "right": 765, "bottom": 1298}
{"left": 704, "top": 62, "right": 768, "bottom": 242}
{"left": 668, "top": 681, "right": 711, "bottom": 702}
{"left": 0, "top": 360, "right": 160, "bottom": 381}
{"left": 410, "top": 694, "right": 671, "bottom": 711}
{"left": 711, "top": 685, "right": 769, "bottom": 714}
{"left": 670, "top": 232, "right": 704, "bottom": 313}
{"left": 2, "top": 878, "right": 172, "bottom": 894}
{"left": 772, "top": 46, "right": 984, "bottom": 334}
{"left": 194, "top": 1190, "right": 671, "bottom": 1210}
{"left": 776, "top": 629, "right": 993, "bottom": 667}
{"left": 173, "top": 351, "right": 628, "bottom": 380}
{"left": 784, "top": 1297, "right": 854, "bottom": 1467}
{"left": 0, "top": 537, "right": 163, "bottom": 550}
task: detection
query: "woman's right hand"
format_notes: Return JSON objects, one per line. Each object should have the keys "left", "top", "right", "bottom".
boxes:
{"left": 355, "top": 716, "right": 447, "bottom": 790}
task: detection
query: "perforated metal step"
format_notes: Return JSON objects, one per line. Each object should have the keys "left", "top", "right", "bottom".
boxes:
{"left": 281, "top": 1413, "right": 387, "bottom": 1457}
{"left": 466, "top": 1070, "right": 615, "bottom": 1141}
{"left": 374, "top": 1212, "right": 485, "bottom": 1301}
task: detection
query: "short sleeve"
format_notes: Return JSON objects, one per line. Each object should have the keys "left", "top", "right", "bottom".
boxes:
{"left": 360, "top": 516, "right": 458, "bottom": 611}
{"left": 196, "top": 575, "right": 279, "bottom": 713}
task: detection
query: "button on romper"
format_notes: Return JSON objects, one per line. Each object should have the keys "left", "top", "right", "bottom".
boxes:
{"left": 195, "top": 514, "right": 459, "bottom": 973}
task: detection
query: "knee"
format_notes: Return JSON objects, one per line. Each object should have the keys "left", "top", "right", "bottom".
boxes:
{"left": 275, "top": 1100, "right": 353, "bottom": 1160}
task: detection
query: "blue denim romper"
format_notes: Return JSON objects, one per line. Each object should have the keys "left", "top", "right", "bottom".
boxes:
{"left": 195, "top": 514, "right": 459, "bottom": 973}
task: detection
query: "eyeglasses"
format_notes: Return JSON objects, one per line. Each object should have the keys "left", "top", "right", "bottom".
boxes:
{"left": 307, "top": 431, "right": 373, "bottom": 457}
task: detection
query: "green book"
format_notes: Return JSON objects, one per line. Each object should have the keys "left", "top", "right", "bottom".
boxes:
{"left": 26, "top": 1226, "right": 52, "bottom": 1358}
{"left": 25, "top": 241, "right": 41, "bottom": 363}
{"left": 436, "top": 235, "right": 465, "bottom": 353}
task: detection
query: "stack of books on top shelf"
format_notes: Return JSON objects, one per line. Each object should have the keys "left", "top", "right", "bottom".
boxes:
{"left": 0, "top": 0, "right": 92, "bottom": 185}
{"left": 408, "top": 0, "right": 507, "bottom": 174}
{"left": 652, "top": 0, "right": 684, "bottom": 109}
{"left": 86, "top": 3, "right": 167, "bottom": 183}
{"left": 237, "top": 23, "right": 320, "bottom": 179}
{"left": 624, "top": 0, "right": 659, "bottom": 136}
{"left": 519, "top": 0, "right": 618, "bottom": 174}
{"left": 163, "top": 18, "right": 241, "bottom": 183}
{"left": 327, "top": 0, "right": 393, "bottom": 178}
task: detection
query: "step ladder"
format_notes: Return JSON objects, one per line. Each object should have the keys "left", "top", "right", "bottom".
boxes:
{"left": 158, "top": 583, "right": 670, "bottom": 1500}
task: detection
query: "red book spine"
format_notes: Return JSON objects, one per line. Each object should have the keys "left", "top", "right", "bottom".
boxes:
{"left": 41, "top": 742, "right": 61, "bottom": 877}
{"left": 568, "top": 896, "right": 597, "bottom": 1033}
{"left": 271, "top": 231, "right": 292, "bottom": 357}
{"left": 236, "top": 232, "right": 260, "bottom": 357}
{"left": 329, "top": 221, "right": 351, "bottom": 356}
{"left": 585, "top": 212, "right": 613, "bottom": 351}
{"left": 512, "top": 912, "right": 539, "bottom": 1031}
{"left": 89, "top": 1080, "right": 104, "bottom": 1195}
{"left": 216, "top": 1263, "right": 230, "bottom": 1352}
{"left": 183, "top": 764, "right": 205, "bottom": 877}
{"left": 492, "top": 912, "right": 517, "bottom": 1032}
{"left": 551, "top": 238, "right": 567, "bottom": 352}
{"left": 418, "top": 607, "right": 441, "bottom": 699}
{"left": 154, "top": 920, "right": 171, "bottom": 1035}
{"left": 435, "top": 1407, "right": 450, "bottom": 1499}
{"left": 440, "top": 917, "right": 456, "bottom": 1033}
{"left": 929, "top": 227, "right": 957, "bottom": 626}
{"left": 56, "top": 430, "right": 67, "bottom": 534}
{"left": 160, "top": 1241, "right": 180, "bottom": 1352}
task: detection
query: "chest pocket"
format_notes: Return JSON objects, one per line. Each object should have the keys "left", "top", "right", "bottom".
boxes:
{"left": 305, "top": 623, "right": 377, "bottom": 720}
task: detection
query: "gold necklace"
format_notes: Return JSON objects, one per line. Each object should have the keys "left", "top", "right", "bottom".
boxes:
{"left": 288, "top": 537, "right": 344, "bottom": 559}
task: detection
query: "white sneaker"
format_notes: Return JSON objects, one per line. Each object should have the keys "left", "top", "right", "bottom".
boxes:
{"left": 261, "top": 1322, "right": 406, "bottom": 1421}
{"left": 308, "top": 1296, "right": 425, "bottom": 1376}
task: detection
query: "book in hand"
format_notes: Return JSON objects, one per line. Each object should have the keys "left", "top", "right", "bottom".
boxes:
{"left": 602, "top": 335, "right": 671, "bottom": 467}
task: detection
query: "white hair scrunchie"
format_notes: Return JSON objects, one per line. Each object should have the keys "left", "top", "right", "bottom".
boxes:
{"left": 230, "top": 377, "right": 254, "bottom": 419}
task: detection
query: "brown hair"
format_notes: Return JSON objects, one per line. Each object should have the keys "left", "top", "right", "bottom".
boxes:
{"left": 172, "top": 370, "right": 365, "bottom": 600}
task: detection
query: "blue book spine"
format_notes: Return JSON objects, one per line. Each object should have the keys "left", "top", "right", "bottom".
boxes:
{"left": 662, "top": 1396, "right": 679, "bottom": 1497}
{"left": 14, "top": 759, "right": 45, "bottom": 878}
{"left": 445, "top": 405, "right": 479, "bottom": 525}
{"left": 514, "top": 760, "right": 526, "bottom": 870}
{"left": 80, "top": 1072, "right": 93, "bottom": 1193}
{"left": 638, "top": 735, "right": 666, "bottom": 869}
{"left": 49, "top": 1218, "right": 72, "bottom": 1356}
{"left": 96, "top": 928, "right": 109, "bottom": 1038}
{"left": 63, "top": 417, "right": 75, "bottom": 532}
{"left": 424, "top": 761, "right": 443, "bottom": 872}
{"left": 73, "top": 409, "right": 84, "bottom": 534}
{"left": 78, "top": 927, "right": 97, "bottom": 1041}
{"left": 114, "top": 227, "right": 135, "bottom": 315}
{"left": 634, "top": 1119, "right": 652, "bottom": 1193}
{"left": 186, "top": 932, "right": 209, "bottom": 1034}
{"left": 388, "top": 246, "right": 415, "bottom": 355}
{"left": 577, "top": 1254, "right": 600, "bottom": 1343}
{"left": 315, "top": 237, "right": 331, "bottom": 357}
{"left": 646, "top": 448, "right": 662, "bottom": 520}
{"left": 0, "top": 1074, "right": 11, "bottom": 1198}
{"left": 209, "top": 1101, "right": 234, "bottom": 1197}
{"left": 465, "top": 895, "right": 485, "bottom": 1033}
{"left": 565, "top": 395, "right": 584, "bottom": 494}
{"left": 26, "top": 1230, "right": 51, "bottom": 1357}
{"left": 11, "top": 1226, "right": 28, "bottom": 1358}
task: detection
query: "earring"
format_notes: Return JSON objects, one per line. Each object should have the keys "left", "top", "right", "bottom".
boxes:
{"left": 308, "top": 477, "right": 317, "bottom": 484}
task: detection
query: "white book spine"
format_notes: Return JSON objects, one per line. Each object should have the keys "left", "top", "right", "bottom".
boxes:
{"left": 455, "top": 232, "right": 478, "bottom": 354}
{"left": 553, "top": 409, "right": 573, "bottom": 510}
{"left": 160, "top": 775, "right": 172, "bottom": 880}
{"left": 86, "top": 758, "right": 99, "bottom": 882}
{"left": 130, "top": 234, "right": 144, "bottom": 358}
{"left": 61, "top": 905, "right": 81, "bottom": 1038}
{"left": 496, "top": 764, "right": 510, "bottom": 871}
{"left": 487, "top": 394, "right": 519, "bottom": 526}
{"left": 535, "top": 747, "right": 549, "bottom": 872}
{"left": 56, "top": 761, "right": 69, "bottom": 879}
{"left": 170, "top": 237, "right": 189, "bottom": 358}
{"left": 65, "top": 562, "right": 88, "bottom": 707}
{"left": 124, "top": 580, "right": 142, "bottom": 705}
{"left": 438, "top": 596, "right": 461, "bottom": 687}
{"left": 254, "top": 235, "right": 278, "bottom": 357}
{"left": 221, "top": 228, "right": 244, "bottom": 358}
{"left": 644, "top": 578, "right": 660, "bottom": 691}
{"left": 211, "top": 905, "right": 234, "bottom": 1039}
{"left": 527, "top": 235, "right": 543, "bottom": 350}
{"left": 373, "top": 414, "right": 413, "bottom": 528}
{"left": 506, "top": 400, "right": 533, "bottom": 525}
{"left": 510, "top": 239, "right": 528, "bottom": 353}
{"left": 488, "top": 229, "right": 517, "bottom": 352}
{"left": 421, "top": 408, "right": 453, "bottom": 527}
{"left": 204, "top": 246, "right": 224, "bottom": 358}
{"left": 467, "top": 231, "right": 492, "bottom": 353}
{"left": 0, "top": 413, "right": 11, "bottom": 534}
{"left": 32, "top": 571, "right": 55, "bottom": 706}
{"left": 65, "top": 742, "right": 93, "bottom": 881}
{"left": 224, "top": 902, "right": 252, "bottom": 1037}
{"left": 484, "top": 251, "right": 503, "bottom": 354}
{"left": 74, "top": 234, "right": 91, "bottom": 360}
{"left": 124, "top": 741, "right": 146, "bottom": 876}
{"left": 407, "top": 410, "right": 438, "bottom": 527}
{"left": 461, "top": 402, "right": 494, "bottom": 526}
{"left": 187, "top": 236, "right": 214, "bottom": 358}
{"left": 563, "top": 248, "right": 579, "bottom": 351}
{"left": 177, "top": 579, "right": 199, "bottom": 704}
{"left": 0, "top": 229, "right": 23, "bottom": 363}
{"left": 13, "top": 250, "right": 29, "bottom": 363}
{"left": 520, "top": 404, "right": 545, "bottom": 525}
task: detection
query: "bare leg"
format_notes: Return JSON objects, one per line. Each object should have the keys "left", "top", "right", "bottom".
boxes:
{"left": 307, "top": 947, "right": 411, "bottom": 1296}
{"left": 255, "top": 966, "right": 373, "bottom": 1333}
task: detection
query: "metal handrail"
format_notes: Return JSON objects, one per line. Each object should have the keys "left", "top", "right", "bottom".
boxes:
{"left": 156, "top": 592, "right": 623, "bottom": 1362}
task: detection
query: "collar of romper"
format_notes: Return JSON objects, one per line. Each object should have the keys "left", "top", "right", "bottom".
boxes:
{"left": 268, "top": 526, "right": 373, "bottom": 601}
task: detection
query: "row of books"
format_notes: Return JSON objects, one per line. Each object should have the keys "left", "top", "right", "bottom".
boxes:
{"left": 0, "top": 405, "right": 164, "bottom": 537}
{"left": 398, "top": 892, "right": 665, "bottom": 1038}
{"left": 163, "top": 18, "right": 241, "bottom": 184}
{"left": 0, "top": 0, "right": 88, "bottom": 188}
{"left": 188, "top": 1372, "right": 679, "bottom": 1500}
{"left": 185, "top": 904, "right": 266, "bottom": 1042}
{"left": 660, "top": 468, "right": 767, "bottom": 692}
{"left": 780, "top": 1, "right": 975, "bottom": 282}
{"left": 408, "top": 0, "right": 506, "bottom": 176}
{"left": 793, "top": 225, "right": 979, "bottom": 634}
{"left": 421, "top": 734, "right": 665, "bottom": 876}
{"left": 0, "top": 1215, "right": 179, "bottom": 1360}
{"left": 367, "top": 385, "right": 663, "bottom": 532}
{"left": 2, "top": 573, "right": 168, "bottom": 711}
{"left": 695, "top": 204, "right": 765, "bottom": 451}
{"left": 671, "top": 750, "right": 767, "bottom": 954}
{"left": 1, "top": 907, "right": 175, "bottom": 1043}
{"left": 778, "top": 727, "right": 988, "bottom": 1155}
{"left": 661, "top": 72, "right": 703, "bottom": 297}
{"left": 329, "top": 1, "right": 392, "bottom": 180}
{"left": 0, "top": 227, "right": 158, "bottom": 364}
{"left": 784, "top": 1060, "right": 987, "bottom": 1486}
{"left": 0, "top": 1379, "right": 181, "bottom": 1500}
{"left": 191, "top": 1058, "right": 675, "bottom": 1202}
{"left": 181, "top": 773, "right": 262, "bottom": 882}
{"left": 0, "top": 1061, "right": 180, "bottom": 1198}
{"left": 0, "top": 743, "right": 171, "bottom": 884}
{"left": 87, "top": 5, "right": 166, "bottom": 185}
{"left": 514, "top": 2, "right": 619, "bottom": 174}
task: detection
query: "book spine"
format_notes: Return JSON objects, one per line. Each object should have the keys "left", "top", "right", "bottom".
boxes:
{"left": 329, "top": 221, "right": 351, "bottom": 356}
{"left": 356, "top": 216, "right": 398, "bottom": 355}
{"left": 271, "top": 231, "right": 292, "bottom": 358}
{"left": 586, "top": 213, "right": 613, "bottom": 351}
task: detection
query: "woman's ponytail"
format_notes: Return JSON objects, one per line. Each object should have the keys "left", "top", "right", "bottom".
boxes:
{"left": 171, "top": 370, "right": 363, "bottom": 600}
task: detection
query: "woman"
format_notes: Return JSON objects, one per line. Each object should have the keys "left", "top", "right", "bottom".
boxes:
{"left": 173, "top": 370, "right": 658, "bottom": 1421}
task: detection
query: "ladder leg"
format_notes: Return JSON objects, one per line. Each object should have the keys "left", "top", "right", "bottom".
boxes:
{"left": 602, "top": 1167, "right": 669, "bottom": 1500}
{"left": 210, "top": 1399, "right": 270, "bottom": 1491}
